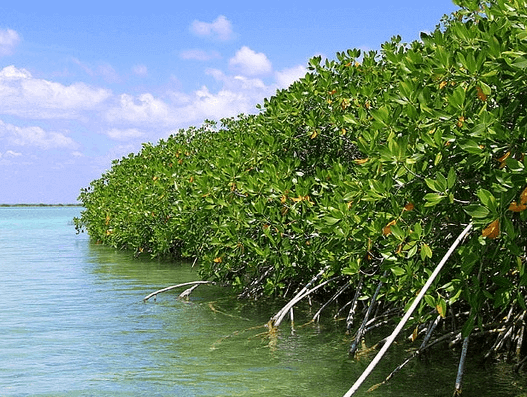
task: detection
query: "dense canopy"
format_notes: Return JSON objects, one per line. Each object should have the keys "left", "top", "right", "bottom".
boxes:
{"left": 76, "top": 0, "right": 527, "bottom": 371}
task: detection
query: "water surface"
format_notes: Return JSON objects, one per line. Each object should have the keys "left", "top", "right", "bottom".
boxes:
{"left": 1, "top": 207, "right": 525, "bottom": 396}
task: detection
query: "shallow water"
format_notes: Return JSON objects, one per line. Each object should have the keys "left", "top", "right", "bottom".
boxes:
{"left": 1, "top": 207, "right": 526, "bottom": 396}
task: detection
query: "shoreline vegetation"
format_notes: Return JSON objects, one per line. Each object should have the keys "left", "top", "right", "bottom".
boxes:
{"left": 74, "top": 1, "right": 527, "bottom": 395}
{"left": 0, "top": 204, "right": 82, "bottom": 207}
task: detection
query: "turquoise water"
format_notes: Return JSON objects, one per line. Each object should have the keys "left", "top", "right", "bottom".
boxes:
{"left": 1, "top": 207, "right": 526, "bottom": 396}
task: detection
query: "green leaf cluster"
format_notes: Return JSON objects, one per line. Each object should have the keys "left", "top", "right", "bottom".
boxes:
{"left": 76, "top": 0, "right": 527, "bottom": 337}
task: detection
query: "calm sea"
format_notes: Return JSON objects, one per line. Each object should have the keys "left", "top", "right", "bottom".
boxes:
{"left": 0, "top": 207, "right": 525, "bottom": 396}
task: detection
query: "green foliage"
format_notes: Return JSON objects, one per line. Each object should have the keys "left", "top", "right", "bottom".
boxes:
{"left": 76, "top": 0, "right": 527, "bottom": 338}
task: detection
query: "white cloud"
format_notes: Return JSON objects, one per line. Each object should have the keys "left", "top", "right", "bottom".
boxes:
{"left": 206, "top": 68, "right": 268, "bottom": 92}
{"left": 167, "top": 91, "right": 192, "bottom": 106}
{"left": 98, "top": 63, "right": 120, "bottom": 83}
{"left": 104, "top": 61, "right": 286, "bottom": 130}
{"left": 72, "top": 58, "right": 120, "bottom": 82}
{"left": 132, "top": 64, "right": 148, "bottom": 76}
{"left": 0, "top": 150, "right": 22, "bottom": 158}
{"left": 191, "top": 15, "right": 234, "bottom": 41}
{"left": 229, "top": 46, "right": 272, "bottom": 76}
{"left": 72, "top": 57, "right": 94, "bottom": 76}
{"left": 0, "top": 119, "right": 77, "bottom": 150}
{"left": 181, "top": 86, "right": 260, "bottom": 120}
{"left": 106, "top": 127, "right": 146, "bottom": 141}
{"left": 180, "top": 49, "right": 221, "bottom": 61}
{"left": 0, "top": 64, "right": 31, "bottom": 79}
{"left": 106, "top": 93, "right": 173, "bottom": 125}
{"left": 107, "top": 60, "right": 280, "bottom": 127}
{"left": 174, "top": 70, "right": 275, "bottom": 121}
{"left": 0, "top": 29, "right": 20, "bottom": 56}
{"left": 0, "top": 65, "right": 112, "bottom": 119}
{"left": 275, "top": 65, "right": 307, "bottom": 89}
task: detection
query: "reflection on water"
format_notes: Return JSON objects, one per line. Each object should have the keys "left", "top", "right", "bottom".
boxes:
{"left": 0, "top": 207, "right": 526, "bottom": 396}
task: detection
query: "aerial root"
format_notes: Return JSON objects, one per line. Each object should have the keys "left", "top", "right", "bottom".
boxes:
{"left": 342, "top": 223, "right": 473, "bottom": 397}
{"left": 269, "top": 265, "right": 332, "bottom": 328}
{"left": 484, "top": 309, "right": 526, "bottom": 361}
{"left": 368, "top": 315, "right": 443, "bottom": 392}
{"left": 453, "top": 336, "right": 470, "bottom": 396}
{"left": 312, "top": 281, "right": 351, "bottom": 323}
{"left": 143, "top": 280, "right": 213, "bottom": 301}
{"left": 344, "top": 276, "right": 364, "bottom": 331}
{"left": 349, "top": 271, "right": 387, "bottom": 357}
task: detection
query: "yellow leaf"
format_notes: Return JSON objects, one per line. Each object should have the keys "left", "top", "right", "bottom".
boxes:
{"left": 482, "top": 219, "right": 500, "bottom": 239}
{"left": 439, "top": 81, "right": 447, "bottom": 89}
{"left": 411, "top": 326, "right": 418, "bottom": 342}
{"left": 509, "top": 201, "right": 527, "bottom": 212}
{"left": 497, "top": 151, "right": 510, "bottom": 169}
{"left": 476, "top": 85, "right": 487, "bottom": 101}
{"left": 404, "top": 202, "right": 415, "bottom": 212}
{"left": 213, "top": 257, "right": 222, "bottom": 263}
{"left": 436, "top": 303, "right": 446, "bottom": 318}
{"left": 383, "top": 220, "right": 397, "bottom": 236}
{"left": 520, "top": 186, "right": 527, "bottom": 205}
{"left": 354, "top": 158, "right": 369, "bottom": 165}
{"left": 310, "top": 130, "right": 318, "bottom": 139}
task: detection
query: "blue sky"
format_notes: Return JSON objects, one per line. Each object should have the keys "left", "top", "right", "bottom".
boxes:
{"left": 0, "top": 1, "right": 458, "bottom": 204}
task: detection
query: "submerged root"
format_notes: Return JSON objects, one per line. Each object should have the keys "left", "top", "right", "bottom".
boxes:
{"left": 209, "top": 323, "right": 268, "bottom": 351}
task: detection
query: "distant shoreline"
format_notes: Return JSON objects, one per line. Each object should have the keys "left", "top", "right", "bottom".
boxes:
{"left": 0, "top": 204, "right": 82, "bottom": 207}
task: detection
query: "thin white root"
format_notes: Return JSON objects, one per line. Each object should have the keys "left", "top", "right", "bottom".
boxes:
{"left": 342, "top": 222, "right": 473, "bottom": 397}
{"left": 143, "top": 280, "right": 212, "bottom": 301}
